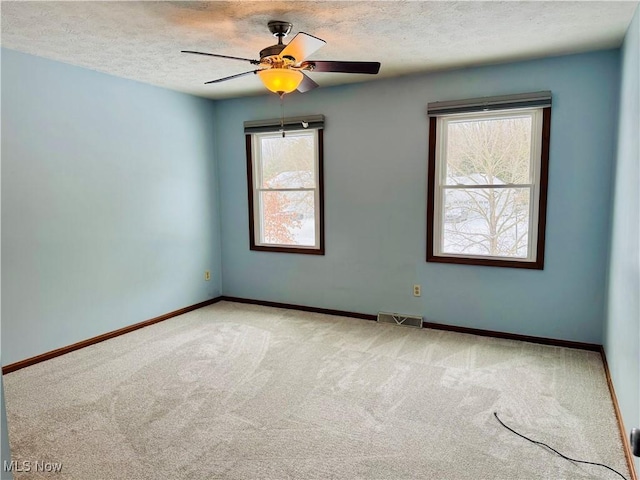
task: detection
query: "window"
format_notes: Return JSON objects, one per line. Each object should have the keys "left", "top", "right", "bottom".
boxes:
{"left": 245, "top": 116, "right": 324, "bottom": 254}
{"left": 427, "top": 92, "right": 551, "bottom": 269}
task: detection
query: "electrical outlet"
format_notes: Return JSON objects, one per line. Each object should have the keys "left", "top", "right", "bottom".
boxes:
{"left": 413, "top": 284, "right": 421, "bottom": 297}
{"left": 204, "top": 271, "right": 211, "bottom": 281}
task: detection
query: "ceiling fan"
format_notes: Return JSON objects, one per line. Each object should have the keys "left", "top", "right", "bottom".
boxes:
{"left": 182, "top": 20, "right": 381, "bottom": 96}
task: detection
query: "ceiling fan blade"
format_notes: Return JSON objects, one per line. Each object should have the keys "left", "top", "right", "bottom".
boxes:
{"left": 182, "top": 50, "right": 261, "bottom": 65}
{"left": 297, "top": 73, "right": 319, "bottom": 93}
{"left": 280, "top": 32, "right": 326, "bottom": 63}
{"left": 204, "top": 70, "right": 260, "bottom": 84}
{"left": 301, "top": 61, "right": 381, "bottom": 74}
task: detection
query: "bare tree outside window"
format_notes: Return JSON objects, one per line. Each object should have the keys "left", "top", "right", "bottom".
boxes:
{"left": 442, "top": 116, "right": 533, "bottom": 257}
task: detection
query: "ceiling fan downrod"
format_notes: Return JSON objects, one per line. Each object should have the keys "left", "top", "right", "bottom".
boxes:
{"left": 268, "top": 20, "right": 293, "bottom": 44}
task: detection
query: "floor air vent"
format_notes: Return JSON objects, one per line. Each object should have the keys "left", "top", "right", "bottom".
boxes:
{"left": 377, "top": 312, "right": 423, "bottom": 328}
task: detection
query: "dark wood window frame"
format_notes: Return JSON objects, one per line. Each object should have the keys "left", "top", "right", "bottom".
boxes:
{"left": 427, "top": 107, "right": 551, "bottom": 269}
{"left": 246, "top": 128, "right": 325, "bottom": 255}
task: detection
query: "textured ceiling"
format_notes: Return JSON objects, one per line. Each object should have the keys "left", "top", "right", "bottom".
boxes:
{"left": 1, "top": 1, "right": 638, "bottom": 99}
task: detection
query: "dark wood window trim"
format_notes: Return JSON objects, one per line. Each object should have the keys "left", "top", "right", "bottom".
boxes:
{"left": 426, "top": 107, "right": 551, "bottom": 269}
{"left": 246, "top": 129, "right": 325, "bottom": 255}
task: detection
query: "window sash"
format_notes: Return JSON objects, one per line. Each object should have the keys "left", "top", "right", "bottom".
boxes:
{"left": 439, "top": 109, "right": 540, "bottom": 187}
{"left": 254, "top": 130, "right": 319, "bottom": 189}
{"left": 437, "top": 186, "right": 535, "bottom": 261}
{"left": 256, "top": 191, "right": 319, "bottom": 249}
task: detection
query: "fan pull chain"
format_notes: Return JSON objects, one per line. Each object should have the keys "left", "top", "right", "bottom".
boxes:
{"left": 280, "top": 95, "right": 285, "bottom": 137}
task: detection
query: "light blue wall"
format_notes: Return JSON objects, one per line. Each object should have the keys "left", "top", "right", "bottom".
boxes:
{"left": 605, "top": 5, "right": 640, "bottom": 472}
{"left": 1, "top": 378, "right": 12, "bottom": 480}
{"left": 1, "top": 49, "right": 221, "bottom": 365}
{"left": 216, "top": 50, "right": 620, "bottom": 344}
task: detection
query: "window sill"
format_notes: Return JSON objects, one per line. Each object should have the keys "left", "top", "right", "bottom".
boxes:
{"left": 426, "top": 254, "right": 543, "bottom": 270}
{"left": 250, "top": 245, "right": 325, "bottom": 255}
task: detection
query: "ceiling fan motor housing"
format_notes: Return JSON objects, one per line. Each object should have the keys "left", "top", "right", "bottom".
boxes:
{"left": 259, "top": 44, "right": 286, "bottom": 61}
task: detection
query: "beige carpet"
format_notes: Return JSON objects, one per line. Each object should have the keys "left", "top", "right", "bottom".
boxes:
{"left": 3, "top": 301, "right": 630, "bottom": 479}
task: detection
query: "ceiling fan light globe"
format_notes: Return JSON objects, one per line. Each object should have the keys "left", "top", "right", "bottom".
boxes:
{"left": 258, "top": 69, "right": 303, "bottom": 94}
